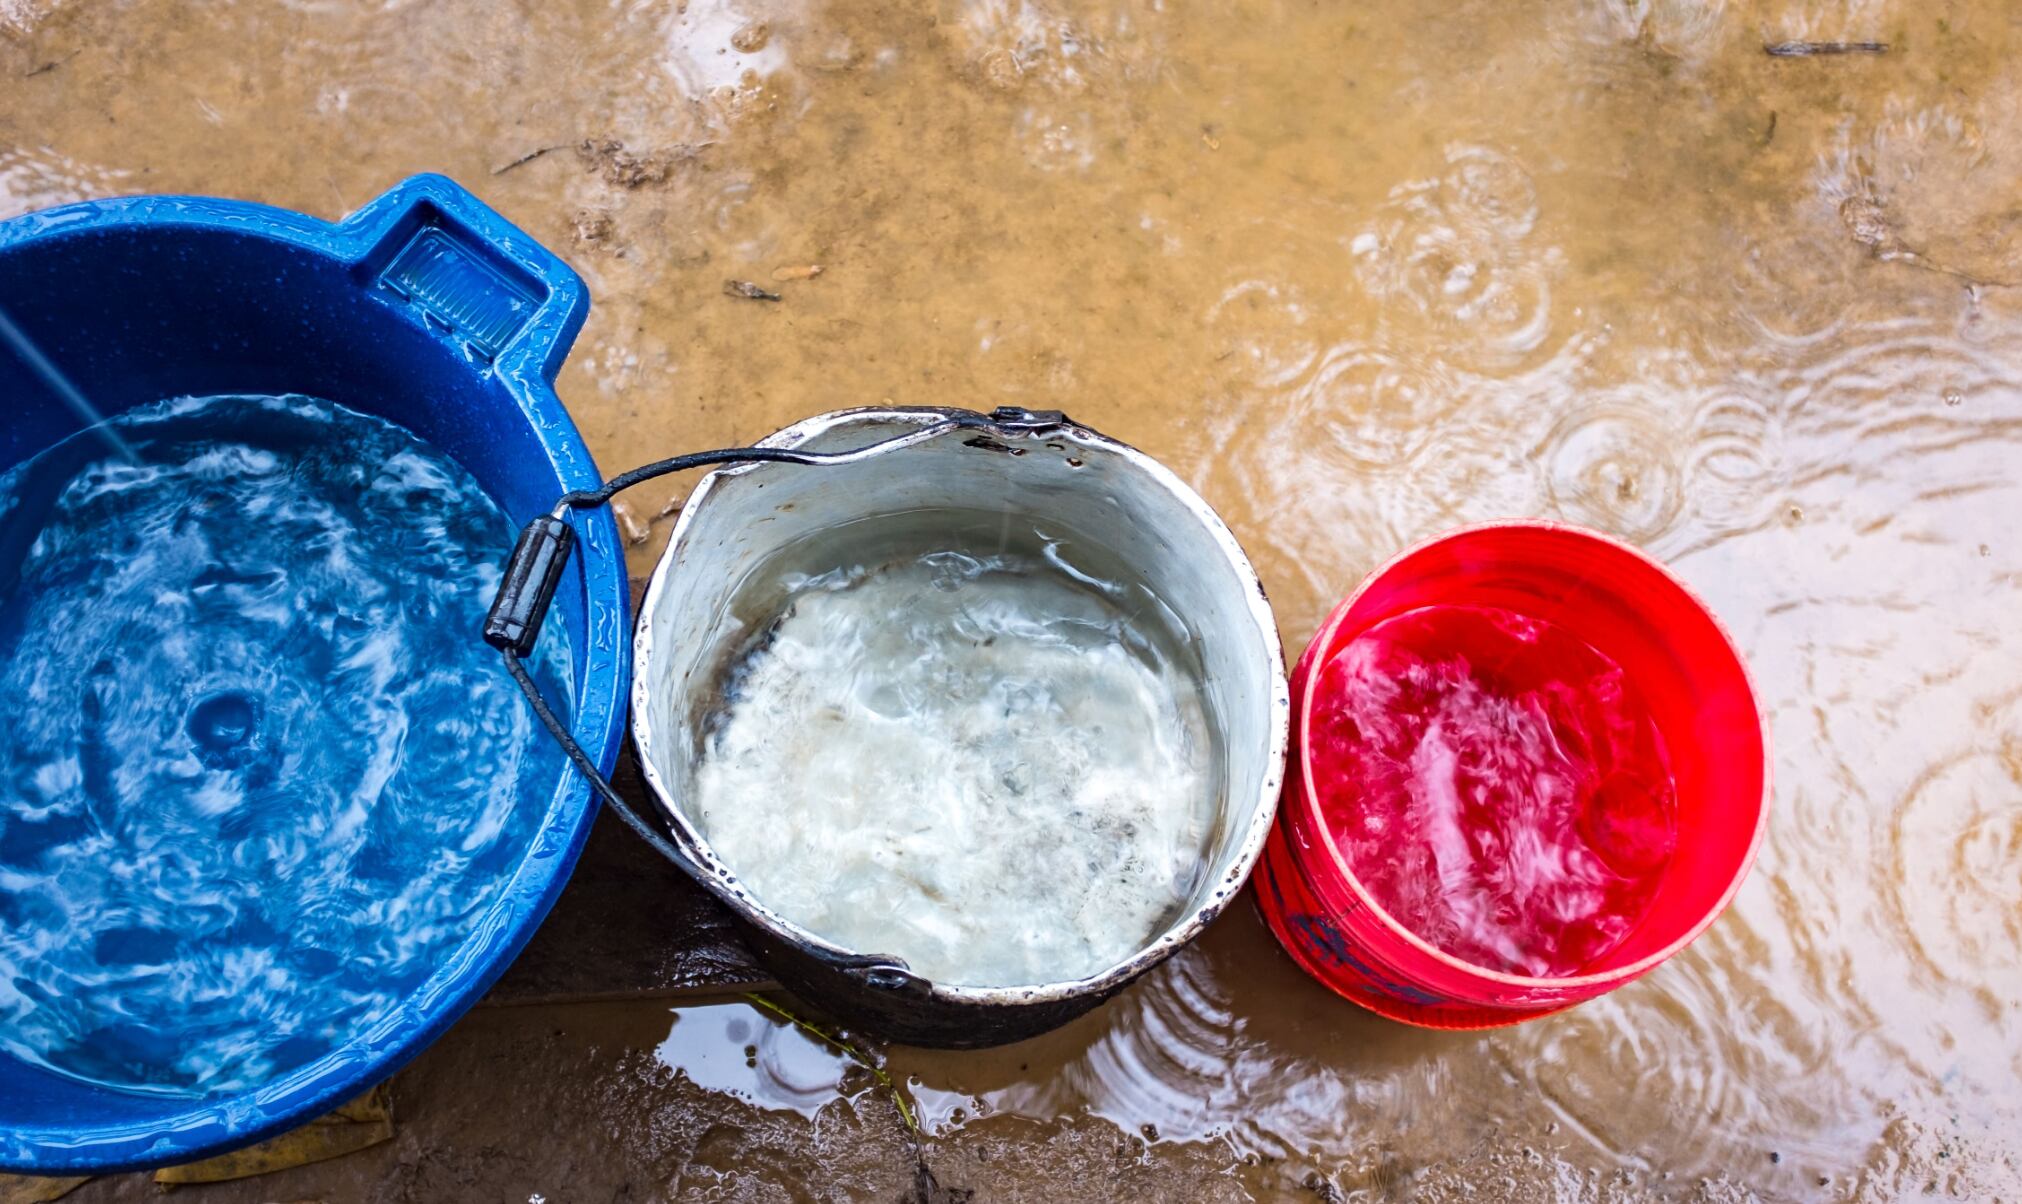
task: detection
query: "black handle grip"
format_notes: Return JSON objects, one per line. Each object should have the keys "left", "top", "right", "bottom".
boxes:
{"left": 484, "top": 514, "right": 575, "bottom": 656}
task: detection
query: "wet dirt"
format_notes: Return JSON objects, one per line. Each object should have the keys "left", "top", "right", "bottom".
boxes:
{"left": 5, "top": 0, "right": 2021, "bottom": 1199}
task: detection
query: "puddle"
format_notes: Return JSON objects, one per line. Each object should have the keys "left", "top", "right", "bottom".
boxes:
{"left": 653, "top": 1001, "right": 855, "bottom": 1120}
{"left": 5, "top": 0, "right": 2021, "bottom": 1197}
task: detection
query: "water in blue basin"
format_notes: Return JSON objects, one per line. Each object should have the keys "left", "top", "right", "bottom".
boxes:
{"left": 0, "top": 393, "right": 568, "bottom": 1097}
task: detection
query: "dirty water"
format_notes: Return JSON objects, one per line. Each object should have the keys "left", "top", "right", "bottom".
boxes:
{"left": 3, "top": 0, "right": 2020, "bottom": 1199}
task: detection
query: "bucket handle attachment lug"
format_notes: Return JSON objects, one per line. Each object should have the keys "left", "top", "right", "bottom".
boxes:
{"left": 809, "top": 952, "right": 932, "bottom": 996}
{"left": 989, "top": 406, "right": 1066, "bottom": 430}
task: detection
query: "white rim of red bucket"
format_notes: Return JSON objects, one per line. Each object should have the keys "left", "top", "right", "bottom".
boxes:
{"left": 1291, "top": 518, "right": 1774, "bottom": 994}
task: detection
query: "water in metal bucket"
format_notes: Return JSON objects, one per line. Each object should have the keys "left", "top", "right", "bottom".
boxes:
{"left": 690, "top": 506, "right": 1220, "bottom": 989}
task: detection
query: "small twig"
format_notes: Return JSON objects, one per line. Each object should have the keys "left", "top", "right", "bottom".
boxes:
{"left": 742, "top": 992, "right": 916, "bottom": 1133}
{"left": 1889, "top": 250, "right": 2022, "bottom": 290}
{"left": 491, "top": 144, "right": 568, "bottom": 176}
{"left": 24, "top": 49, "right": 80, "bottom": 78}
{"left": 1765, "top": 41, "right": 1889, "bottom": 57}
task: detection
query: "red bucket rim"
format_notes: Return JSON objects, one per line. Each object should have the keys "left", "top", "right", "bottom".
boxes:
{"left": 1290, "top": 518, "right": 1775, "bottom": 993}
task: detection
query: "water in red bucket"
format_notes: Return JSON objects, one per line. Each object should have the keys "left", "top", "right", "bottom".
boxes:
{"left": 1308, "top": 604, "right": 1678, "bottom": 978}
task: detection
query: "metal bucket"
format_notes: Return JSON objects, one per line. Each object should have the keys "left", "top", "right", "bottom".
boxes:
{"left": 631, "top": 407, "right": 1289, "bottom": 1046}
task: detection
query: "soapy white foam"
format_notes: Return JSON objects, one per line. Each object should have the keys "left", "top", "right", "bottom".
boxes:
{"left": 692, "top": 548, "right": 1214, "bottom": 988}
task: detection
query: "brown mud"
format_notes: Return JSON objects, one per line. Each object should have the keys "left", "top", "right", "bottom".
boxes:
{"left": 4, "top": 0, "right": 2021, "bottom": 1199}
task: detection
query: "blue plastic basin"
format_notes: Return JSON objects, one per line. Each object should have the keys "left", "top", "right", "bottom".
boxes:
{"left": 0, "top": 176, "right": 628, "bottom": 1172}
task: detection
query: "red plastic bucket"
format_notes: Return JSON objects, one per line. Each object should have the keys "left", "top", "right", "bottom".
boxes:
{"left": 1256, "top": 520, "right": 1770, "bottom": 1028}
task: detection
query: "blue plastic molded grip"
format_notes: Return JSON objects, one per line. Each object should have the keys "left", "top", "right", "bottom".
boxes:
{"left": 379, "top": 225, "right": 540, "bottom": 360}
{"left": 337, "top": 173, "right": 588, "bottom": 389}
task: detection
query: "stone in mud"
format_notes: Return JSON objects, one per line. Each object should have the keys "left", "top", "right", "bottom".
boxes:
{"left": 571, "top": 207, "right": 615, "bottom": 248}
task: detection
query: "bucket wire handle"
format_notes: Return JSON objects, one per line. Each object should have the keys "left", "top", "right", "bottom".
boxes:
{"left": 485, "top": 408, "right": 1067, "bottom": 991}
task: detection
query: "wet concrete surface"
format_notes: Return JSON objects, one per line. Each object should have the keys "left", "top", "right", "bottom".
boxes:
{"left": 5, "top": 0, "right": 2022, "bottom": 1199}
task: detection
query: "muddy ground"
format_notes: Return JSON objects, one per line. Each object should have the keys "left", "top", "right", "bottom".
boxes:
{"left": 3, "top": 0, "right": 2021, "bottom": 1199}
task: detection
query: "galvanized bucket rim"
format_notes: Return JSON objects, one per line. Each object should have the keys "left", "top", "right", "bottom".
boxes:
{"left": 630, "top": 405, "right": 1290, "bottom": 1006}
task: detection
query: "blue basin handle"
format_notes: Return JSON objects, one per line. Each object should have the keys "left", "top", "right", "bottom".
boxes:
{"left": 340, "top": 173, "right": 588, "bottom": 389}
